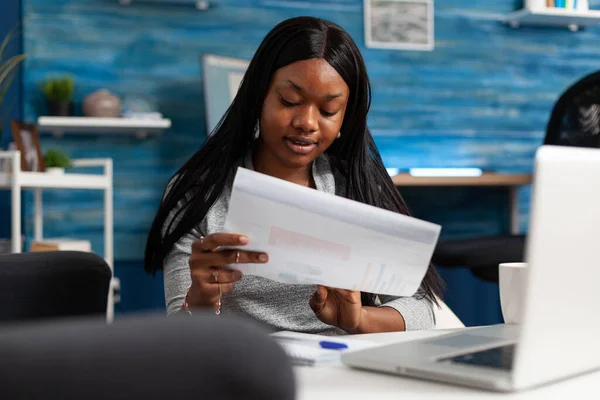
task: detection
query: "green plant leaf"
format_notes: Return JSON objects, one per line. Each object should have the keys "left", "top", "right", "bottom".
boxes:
{"left": 44, "top": 148, "right": 72, "bottom": 169}
{"left": 0, "top": 24, "right": 20, "bottom": 63}
{"left": 0, "top": 54, "right": 25, "bottom": 90}
{"left": 0, "top": 25, "right": 25, "bottom": 145}
{"left": 41, "top": 75, "right": 75, "bottom": 102}
{"left": 0, "top": 66, "right": 17, "bottom": 100}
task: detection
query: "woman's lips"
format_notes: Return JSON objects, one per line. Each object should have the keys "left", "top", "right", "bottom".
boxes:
{"left": 284, "top": 137, "right": 317, "bottom": 155}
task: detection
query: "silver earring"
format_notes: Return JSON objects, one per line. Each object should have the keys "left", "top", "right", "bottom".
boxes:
{"left": 336, "top": 131, "right": 341, "bottom": 139}
{"left": 254, "top": 122, "right": 260, "bottom": 139}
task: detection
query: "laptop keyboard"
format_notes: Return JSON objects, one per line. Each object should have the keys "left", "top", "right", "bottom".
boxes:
{"left": 440, "top": 344, "right": 516, "bottom": 371}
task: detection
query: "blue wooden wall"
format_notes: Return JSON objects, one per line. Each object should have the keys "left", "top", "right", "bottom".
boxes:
{"left": 1, "top": 0, "right": 23, "bottom": 240}
{"left": 19, "top": 0, "right": 600, "bottom": 322}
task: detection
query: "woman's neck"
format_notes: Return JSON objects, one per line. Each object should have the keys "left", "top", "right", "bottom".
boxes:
{"left": 252, "top": 144, "right": 314, "bottom": 188}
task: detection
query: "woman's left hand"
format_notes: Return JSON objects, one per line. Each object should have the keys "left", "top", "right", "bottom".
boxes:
{"left": 309, "top": 285, "right": 363, "bottom": 333}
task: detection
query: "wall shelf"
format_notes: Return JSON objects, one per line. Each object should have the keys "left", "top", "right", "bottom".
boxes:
{"left": 504, "top": 7, "right": 600, "bottom": 31}
{"left": 118, "top": 0, "right": 209, "bottom": 10}
{"left": 37, "top": 116, "right": 171, "bottom": 139}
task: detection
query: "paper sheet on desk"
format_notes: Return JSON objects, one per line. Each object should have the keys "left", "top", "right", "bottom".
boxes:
{"left": 223, "top": 167, "right": 441, "bottom": 297}
{"left": 270, "top": 331, "right": 380, "bottom": 366}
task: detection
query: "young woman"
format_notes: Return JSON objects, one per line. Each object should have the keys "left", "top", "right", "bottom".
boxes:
{"left": 145, "top": 16, "right": 444, "bottom": 335}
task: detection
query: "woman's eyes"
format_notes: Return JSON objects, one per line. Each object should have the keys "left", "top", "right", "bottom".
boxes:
{"left": 280, "top": 96, "right": 299, "bottom": 107}
{"left": 280, "top": 96, "right": 337, "bottom": 117}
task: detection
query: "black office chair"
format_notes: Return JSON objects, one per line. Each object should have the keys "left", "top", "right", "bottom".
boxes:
{"left": 432, "top": 69, "right": 600, "bottom": 282}
{"left": 0, "top": 251, "right": 111, "bottom": 323}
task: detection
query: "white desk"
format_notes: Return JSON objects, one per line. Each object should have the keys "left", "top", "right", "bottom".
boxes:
{"left": 296, "top": 329, "right": 600, "bottom": 399}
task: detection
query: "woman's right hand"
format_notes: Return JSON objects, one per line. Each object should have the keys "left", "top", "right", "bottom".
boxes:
{"left": 185, "top": 233, "right": 269, "bottom": 310}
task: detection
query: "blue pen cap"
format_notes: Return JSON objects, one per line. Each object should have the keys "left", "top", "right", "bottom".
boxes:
{"left": 319, "top": 340, "right": 348, "bottom": 350}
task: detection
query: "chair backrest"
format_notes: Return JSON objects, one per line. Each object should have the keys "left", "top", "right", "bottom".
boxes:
{"left": 545, "top": 70, "right": 600, "bottom": 148}
{"left": 0, "top": 251, "right": 111, "bottom": 323}
{"left": 0, "top": 313, "right": 296, "bottom": 400}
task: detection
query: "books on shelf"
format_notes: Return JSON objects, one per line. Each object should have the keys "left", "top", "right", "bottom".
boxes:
{"left": 545, "top": 0, "right": 587, "bottom": 10}
{"left": 511, "top": 0, "right": 600, "bottom": 29}
{"left": 30, "top": 238, "right": 92, "bottom": 253}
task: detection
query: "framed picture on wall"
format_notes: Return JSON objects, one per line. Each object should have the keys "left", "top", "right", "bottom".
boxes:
{"left": 201, "top": 54, "right": 250, "bottom": 135}
{"left": 10, "top": 120, "right": 45, "bottom": 172}
{"left": 364, "top": 0, "right": 434, "bottom": 51}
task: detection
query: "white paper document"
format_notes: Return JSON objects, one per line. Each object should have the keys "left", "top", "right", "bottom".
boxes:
{"left": 269, "top": 331, "right": 380, "bottom": 366}
{"left": 223, "top": 167, "right": 441, "bottom": 297}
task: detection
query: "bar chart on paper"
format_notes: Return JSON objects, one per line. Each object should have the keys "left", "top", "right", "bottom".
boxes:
{"left": 354, "top": 263, "right": 410, "bottom": 295}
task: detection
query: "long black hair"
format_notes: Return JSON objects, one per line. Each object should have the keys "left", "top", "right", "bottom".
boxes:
{"left": 144, "top": 16, "right": 444, "bottom": 304}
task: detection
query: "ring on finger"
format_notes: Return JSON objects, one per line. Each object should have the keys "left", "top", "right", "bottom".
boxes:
{"left": 235, "top": 251, "right": 240, "bottom": 264}
{"left": 199, "top": 236, "right": 211, "bottom": 252}
{"left": 212, "top": 270, "right": 219, "bottom": 283}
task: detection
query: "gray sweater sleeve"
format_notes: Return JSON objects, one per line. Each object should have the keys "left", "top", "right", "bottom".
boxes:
{"left": 160, "top": 178, "right": 205, "bottom": 315}
{"left": 163, "top": 231, "right": 197, "bottom": 315}
{"left": 378, "top": 293, "right": 435, "bottom": 331}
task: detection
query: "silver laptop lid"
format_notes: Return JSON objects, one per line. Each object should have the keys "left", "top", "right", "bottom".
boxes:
{"left": 513, "top": 145, "right": 600, "bottom": 389}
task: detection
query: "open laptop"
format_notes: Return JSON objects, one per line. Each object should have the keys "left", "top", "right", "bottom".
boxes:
{"left": 342, "top": 145, "right": 600, "bottom": 392}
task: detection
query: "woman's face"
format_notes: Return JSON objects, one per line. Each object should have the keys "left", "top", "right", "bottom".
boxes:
{"left": 258, "top": 58, "right": 350, "bottom": 169}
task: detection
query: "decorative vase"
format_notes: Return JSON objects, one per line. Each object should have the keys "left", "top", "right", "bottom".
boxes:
{"left": 47, "top": 100, "right": 74, "bottom": 117}
{"left": 83, "top": 89, "right": 122, "bottom": 118}
{"left": 45, "top": 167, "right": 65, "bottom": 175}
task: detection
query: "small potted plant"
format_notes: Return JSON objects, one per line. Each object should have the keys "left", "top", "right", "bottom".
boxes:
{"left": 44, "top": 148, "right": 72, "bottom": 174}
{"left": 41, "top": 75, "right": 75, "bottom": 116}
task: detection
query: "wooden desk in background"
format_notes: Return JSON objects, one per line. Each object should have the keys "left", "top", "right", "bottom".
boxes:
{"left": 390, "top": 173, "right": 533, "bottom": 234}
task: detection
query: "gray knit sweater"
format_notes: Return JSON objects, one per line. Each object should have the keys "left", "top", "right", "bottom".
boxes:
{"left": 163, "top": 152, "right": 434, "bottom": 334}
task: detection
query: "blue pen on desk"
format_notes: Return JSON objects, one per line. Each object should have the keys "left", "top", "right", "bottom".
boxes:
{"left": 274, "top": 336, "right": 349, "bottom": 350}
{"left": 319, "top": 340, "right": 348, "bottom": 350}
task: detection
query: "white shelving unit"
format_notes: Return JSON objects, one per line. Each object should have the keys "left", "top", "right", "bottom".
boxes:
{"left": 37, "top": 116, "right": 172, "bottom": 139}
{"left": 0, "top": 150, "right": 117, "bottom": 322}
{"left": 504, "top": 1, "right": 600, "bottom": 31}
{"left": 505, "top": 7, "right": 600, "bottom": 30}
